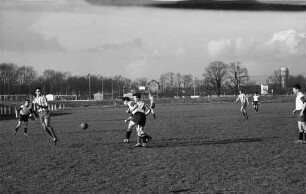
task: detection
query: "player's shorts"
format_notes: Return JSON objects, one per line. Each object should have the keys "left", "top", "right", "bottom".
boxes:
{"left": 295, "top": 110, "right": 306, "bottom": 122}
{"left": 253, "top": 101, "right": 259, "bottom": 105}
{"left": 131, "top": 112, "right": 146, "bottom": 127}
{"left": 150, "top": 103, "right": 156, "bottom": 109}
{"left": 19, "top": 114, "right": 29, "bottom": 122}
{"left": 38, "top": 110, "right": 51, "bottom": 123}
{"left": 241, "top": 102, "right": 247, "bottom": 109}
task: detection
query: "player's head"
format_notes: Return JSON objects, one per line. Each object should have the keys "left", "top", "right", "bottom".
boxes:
{"left": 24, "top": 99, "right": 30, "bottom": 106}
{"left": 35, "top": 87, "right": 42, "bottom": 96}
{"left": 255, "top": 92, "right": 258, "bottom": 95}
{"left": 239, "top": 89, "right": 244, "bottom": 94}
{"left": 122, "top": 97, "right": 130, "bottom": 105}
{"left": 133, "top": 93, "right": 141, "bottom": 101}
{"left": 292, "top": 84, "right": 301, "bottom": 94}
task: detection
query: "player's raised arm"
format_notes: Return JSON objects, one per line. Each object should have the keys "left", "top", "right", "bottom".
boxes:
{"left": 234, "top": 95, "right": 239, "bottom": 103}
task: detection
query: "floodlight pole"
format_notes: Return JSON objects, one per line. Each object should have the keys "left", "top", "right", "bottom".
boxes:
{"left": 101, "top": 77, "right": 104, "bottom": 100}
{"left": 88, "top": 73, "right": 91, "bottom": 100}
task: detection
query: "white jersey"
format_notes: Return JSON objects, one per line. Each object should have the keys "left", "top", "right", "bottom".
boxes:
{"left": 127, "top": 101, "right": 136, "bottom": 114}
{"left": 132, "top": 101, "right": 146, "bottom": 114}
{"left": 253, "top": 95, "right": 259, "bottom": 102}
{"left": 237, "top": 93, "right": 248, "bottom": 103}
{"left": 296, "top": 92, "right": 305, "bottom": 110}
{"left": 32, "top": 95, "right": 48, "bottom": 112}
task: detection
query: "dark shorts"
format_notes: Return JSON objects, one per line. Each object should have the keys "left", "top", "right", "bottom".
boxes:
{"left": 150, "top": 103, "right": 156, "bottom": 109}
{"left": 253, "top": 101, "right": 259, "bottom": 105}
{"left": 295, "top": 110, "right": 306, "bottom": 122}
{"left": 19, "top": 114, "right": 29, "bottom": 122}
{"left": 131, "top": 112, "right": 146, "bottom": 127}
{"left": 38, "top": 110, "right": 51, "bottom": 123}
{"left": 241, "top": 102, "right": 247, "bottom": 109}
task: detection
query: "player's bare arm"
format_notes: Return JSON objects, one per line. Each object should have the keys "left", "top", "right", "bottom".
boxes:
{"left": 300, "top": 98, "right": 306, "bottom": 116}
{"left": 145, "top": 104, "right": 152, "bottom": 116}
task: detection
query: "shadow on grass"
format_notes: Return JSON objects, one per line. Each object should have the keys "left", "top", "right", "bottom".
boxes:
{"left": 50, "top": 112, "right": 73, "bottom": 117}
{"left": 65, "top": 136, "right": 279, "bottom": 149}
{"left": 0, "top": 112, "right": 73, "bottom": 121}
{"left": 151, "top": 136, "right": 279, "bottom": 148}
{"left": 63, "top": 128, "right": 123, "bottom": 135}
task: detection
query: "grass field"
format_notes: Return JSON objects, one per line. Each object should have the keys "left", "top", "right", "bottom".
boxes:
{"left": 1, "top": 101, "right": 306, "bottom": 193}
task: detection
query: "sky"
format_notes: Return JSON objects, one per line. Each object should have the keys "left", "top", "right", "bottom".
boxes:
{"left": 0, "top": 0, "right": 305, "bottom": 80}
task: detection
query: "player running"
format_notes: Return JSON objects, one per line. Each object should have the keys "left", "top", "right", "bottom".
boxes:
{"left": 149, "top": 93, "right": 156, "bottom": 119}
{"left": 14, "top": 99, "right": 34, "bottom": 136}
{"left": 252, "top": 92, "right": 260, "bottom": 113}
{"left": 234, "top": 89, "right": 249, "bottom": 120}
{"left": 32, "top": 87, "right": 59, "bottom": 145}
{"left": 122, "top": 96, "right": 136, "bottom": 143}
{"left": 292, "top": 84, "right": 306, "bottom": 144}
{"left": 128, "top": 93, "right": 152, "bottom": 147}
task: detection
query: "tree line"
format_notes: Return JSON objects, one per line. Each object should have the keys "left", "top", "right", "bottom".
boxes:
{"left": 0, "top": 62, "right": 305, "bottom": 98}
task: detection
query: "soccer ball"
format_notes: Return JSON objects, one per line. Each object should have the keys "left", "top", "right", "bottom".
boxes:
{"left": 80, "top": 122, "right": 88, "bottom": 129}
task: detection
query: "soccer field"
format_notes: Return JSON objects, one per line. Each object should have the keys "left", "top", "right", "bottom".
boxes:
{"left": 1, "top": 102, "right": 305, "bottom": 193}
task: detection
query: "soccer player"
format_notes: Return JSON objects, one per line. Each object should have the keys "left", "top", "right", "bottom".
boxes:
{"left": 14, "top": 99, "right": 34, "bottom": 136}
{"left": 129, "top": 93, "right": 152, "bottom": 147}
{"left": 292, "top": 84, "right": 306, "bottom": 144}
{"left": 122, "top": 96, "right": 136, "bottom": 143}
{"left": 149, "top": 93, "right": 156, "bottom": 119}
{"left": 234, "top": 89, "right": 249, "bottom": 120}
{"left": 252, "top": 92, "right": 260, "bottom": 113}
{"left": 32, "top": 87, "right": 58, "bottom": 145}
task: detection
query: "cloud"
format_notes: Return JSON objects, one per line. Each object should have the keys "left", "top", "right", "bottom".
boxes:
{"left": 101, "top": 38, "right": 144, "bottom": 50}
{"left": 207, "top": 38, "right": 236, "bottom": 58}
{"left": 125, "top": 55, "right": 148, "bottom": 78}
{"left": 264, "top": 29, "right": 306, "bottom": 55}
{"left": 1, "top": 11, "right": 65, "bottom": 52}
{"left": 207, "top": 29, "right": 306, "bottom": 59}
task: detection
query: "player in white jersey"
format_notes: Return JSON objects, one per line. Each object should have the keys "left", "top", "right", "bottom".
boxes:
{"left": 252, "top": 92, "right": 260, "bottom": 113}
{"left": 32, "top": 87, "right": 58, "bottom": 145}
{"left": 128, "top": 93, "right": 152, "bottom": 147}
{"left": 234, "top": 90, "right": 249, "bottom": 119}
{"left": 292, "top": 84, "right": 306, "bottom": 144}
{"left": 14, "top": 99, "right": 34, "bottom": 136}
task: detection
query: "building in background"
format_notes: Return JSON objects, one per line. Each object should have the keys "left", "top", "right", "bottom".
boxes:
{"left": 280, "top": 67, "right": 289, "bottom": 89}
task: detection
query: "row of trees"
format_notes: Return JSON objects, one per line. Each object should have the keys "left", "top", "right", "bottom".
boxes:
{"left": 0, "top": 62, "right": 305, "bottom": 98}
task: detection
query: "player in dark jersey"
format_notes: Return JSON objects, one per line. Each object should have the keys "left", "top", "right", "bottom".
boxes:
{"left": 14, "top": 99, "right": 34, "bottom": 136}
{"left": 122, "top": 96, "right": 136, "bottom": 143}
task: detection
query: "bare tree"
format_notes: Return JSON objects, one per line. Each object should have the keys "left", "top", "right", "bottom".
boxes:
{"left": 228, "top": 61, "right": 249, "bottom": 95}
{"left": 0, "top": 63, "right": 18, "bottom": 94}
{"left": 267, "top": 70, "right": 282, "bottom": 85}
{"left": 182, "top": 74, "right": 193, "bottom": 94}
{"left": 204, "top": 61, "right": 229, "bottom": 96}
{"left": 16, "top": 65, "right": 38, "bottom": 94}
